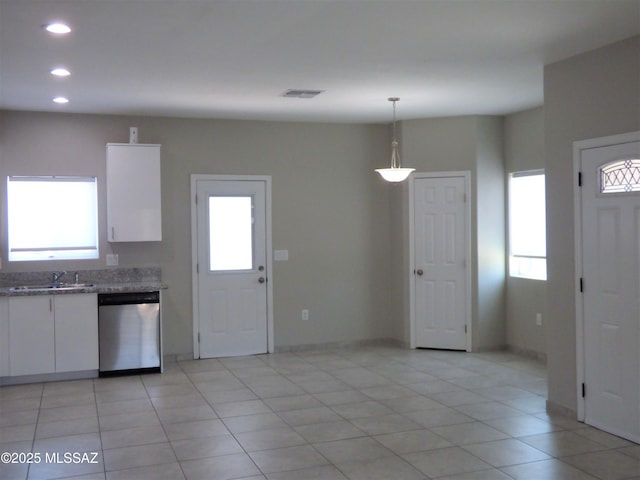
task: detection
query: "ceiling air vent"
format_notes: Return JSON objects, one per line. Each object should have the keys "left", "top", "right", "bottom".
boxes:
{"left": 281, "top": 89, "right": 324, "bottom": 99}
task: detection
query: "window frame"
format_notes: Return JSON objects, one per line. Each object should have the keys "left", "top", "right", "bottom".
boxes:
{"left": 508, "top": 169, "right": 547, "bottom": 281}
{"left": 7, "top": 175, "right": 99, "bottom": 262}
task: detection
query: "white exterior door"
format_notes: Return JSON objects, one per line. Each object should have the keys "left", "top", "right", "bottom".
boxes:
{"left": 581, "top": 138, "right": 640, "bottom": 442}
{"left": 413, "top": 174, "right": 469, "bottom": 350}
{"left": 193, "top": 176, "right": 270, "bottom": 358}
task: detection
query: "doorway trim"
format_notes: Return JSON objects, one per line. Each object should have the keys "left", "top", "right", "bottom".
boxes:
{"left": 573, "top": 131, "right": 640, "bottom": 421}
{"left": 190, "top": 174, "right": 274, "bottom": 359}
{"left": 409, "top": 171, "right": 472, "bottom": 351}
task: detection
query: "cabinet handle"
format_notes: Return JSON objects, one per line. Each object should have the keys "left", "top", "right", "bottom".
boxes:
{"left": 111, "top": 227, "right": 115, "bottom": 241}
{"left": 49, "top": 298, "right": 53, "bottom": 312}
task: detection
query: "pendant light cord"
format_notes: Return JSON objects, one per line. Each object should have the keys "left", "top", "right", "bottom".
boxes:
{"left": 392, "top": 98, "right": 397, "bottom": 143}
{"left": 389, "top": 97, "right": 400, "bottom": 169}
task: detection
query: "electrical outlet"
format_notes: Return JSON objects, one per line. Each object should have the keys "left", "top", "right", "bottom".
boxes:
{"left": 106, "top": 253, "right": 119, "bottom": 266}
{"left": 302, "top": 309, "right": 309, "bottom": 321}
{"left": 536, "top": 313, "right": 542, "bottom": 326}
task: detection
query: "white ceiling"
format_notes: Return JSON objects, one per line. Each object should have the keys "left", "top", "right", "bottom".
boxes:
{"left": 1, "top": 0, "right": 639, "bottom": 123}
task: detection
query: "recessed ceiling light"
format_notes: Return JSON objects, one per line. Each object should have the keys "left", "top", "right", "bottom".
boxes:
{"left": 53, "top": 96, "right": 69, "bottom": 104}
{"left": 50, "top": 67, "right": 70, "bottom": 77}
{"left": 44, "top": 23, "right": 71, "bottom": 34}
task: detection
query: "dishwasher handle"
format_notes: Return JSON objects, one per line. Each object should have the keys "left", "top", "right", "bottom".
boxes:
{"left": 98, "top": 291, "right": 160, "bottom": 306}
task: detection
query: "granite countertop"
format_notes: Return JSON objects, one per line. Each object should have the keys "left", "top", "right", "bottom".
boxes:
{"left": 0, "top": 282, "right": 167, "bottom": 296}
{"left": 0, "top": 267, "right": 167, "bottom": 296}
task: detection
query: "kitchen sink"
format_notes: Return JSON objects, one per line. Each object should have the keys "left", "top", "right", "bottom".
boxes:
{"left": 10, "top": 283, "right": 96, "bottom": 291}
{"left": 54, "top": 283, "right": 96, "bottom": 290}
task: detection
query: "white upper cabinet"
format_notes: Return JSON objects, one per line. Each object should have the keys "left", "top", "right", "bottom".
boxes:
{"left": 107, "top": 143, "right": 162, "bottom": 242}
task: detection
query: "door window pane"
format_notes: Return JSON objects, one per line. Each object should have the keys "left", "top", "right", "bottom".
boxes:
{"left": 209, "top": 196, "right": 253, "bottom": 271}
{"left": 600, "top": 158, "right": 640, "bottom": 193}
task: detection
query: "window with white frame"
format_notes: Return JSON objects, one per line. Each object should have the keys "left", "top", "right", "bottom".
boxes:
{"left": 7, "top": 176, "right": 99, "bottom": 261}
{"left": 508, "top": 170, "right": 547, "bottom": 280}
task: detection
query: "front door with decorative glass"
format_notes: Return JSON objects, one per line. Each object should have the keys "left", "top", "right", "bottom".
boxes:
{"left": 580, "top": 137, "right": 640, "bottom": 442}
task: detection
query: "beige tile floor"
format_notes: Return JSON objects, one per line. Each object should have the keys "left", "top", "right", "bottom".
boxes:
{"left": 1, "top": 345, "right": 639, "bottom": 479}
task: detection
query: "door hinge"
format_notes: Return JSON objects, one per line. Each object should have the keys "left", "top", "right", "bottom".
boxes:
{"left": 582, "top": 382, "right": 586, "bottom": 397}
{"left": 580, "top": 277, "right": 584, "bottom": 293}
{"left": 578, "top": 171, "right": 582, "bottom": 187}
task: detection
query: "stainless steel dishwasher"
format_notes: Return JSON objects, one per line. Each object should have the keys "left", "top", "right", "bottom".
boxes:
{"left": 98, "top": 291, "right": 161, "bottom": 376}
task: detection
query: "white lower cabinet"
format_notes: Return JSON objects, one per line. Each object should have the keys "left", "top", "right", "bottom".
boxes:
{"left": 9, "top": 296, "right": 54, "bottom": 376}
{"left": 8, "top": 294, "right": 98, "bottom": 376}
{"left": 0, "top": 297, "right": 9, "bottom": 377}
{"left": 55, "top": 294, "right": 99, "bottom": 373}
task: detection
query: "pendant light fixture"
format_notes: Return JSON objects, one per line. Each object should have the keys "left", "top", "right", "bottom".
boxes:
{"left": 375, "top": 97, "right": 415, "bottom": 182}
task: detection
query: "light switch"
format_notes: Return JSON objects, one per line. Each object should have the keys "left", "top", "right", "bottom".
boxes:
{"left": 274, "top": 250, "right": 289, "bottom": 261}
{"left": 106, "top": 254, "right": 119, "bottom": 266}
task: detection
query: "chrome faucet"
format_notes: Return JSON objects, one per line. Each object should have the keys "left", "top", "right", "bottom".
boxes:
{"left": 52, "top": 271, "right": 66, "bottom": 284}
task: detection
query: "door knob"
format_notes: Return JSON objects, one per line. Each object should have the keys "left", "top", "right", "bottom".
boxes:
{"left": 416, "top": 269, "right": 424, "bottom": 276}
{"left": 258, "top": 277, "right": 266, "bottom": 283}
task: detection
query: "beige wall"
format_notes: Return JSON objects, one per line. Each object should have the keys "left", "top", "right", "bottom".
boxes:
{"left": 395, "top": 115, "right": 506, "bottom": 350}
{"left": 10, "top": 34, "right": 631, "bottom": 373}
{"left": 391, "top": 116, "right": 478, "bottom": 346}
{"left": 475, "top": 116, "right": 506, "bottom": 350}
{"left": 0, "top": 112, "right": 393, "bottom": 356}
{"left": 0, "top": 111, "right": 515, "bottom": 356}
{"left": 545, "top": 35, "right": 640, "bottom": 413}
{"left": 504, "top": 107, "right": 547, "bottom": 358}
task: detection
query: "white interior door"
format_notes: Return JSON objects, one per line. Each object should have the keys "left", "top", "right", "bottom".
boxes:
{"left": 581, "top": 139, "right": 640, "bottom": 442}
{"left": 193, "top": 177, "right": 270, "bottom": 358}
{"left": 413, "top": 174, "right": 469, "bottom": 350}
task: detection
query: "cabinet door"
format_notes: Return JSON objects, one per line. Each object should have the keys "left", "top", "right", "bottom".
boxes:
{"left": 0, "top": 297, "right": 9, "bottom": 377}
{"left": 9, "top": 296, "right": 55, "bottom": 376}
{"left": 107, "top": 143, "right": 162, "bottom": 242}
{"left": 55, "top": 294, "right": 98, "bottom": 372}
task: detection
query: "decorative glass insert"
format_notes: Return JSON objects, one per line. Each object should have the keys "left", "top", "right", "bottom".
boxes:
{"left": 600, "top": 159, "right": 640, "bottom": 193}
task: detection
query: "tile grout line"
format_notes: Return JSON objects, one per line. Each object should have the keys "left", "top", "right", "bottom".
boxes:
{"left": 8, "top": 346, "right": 640, "bottom": 480}
{"left": 182, "top": 357, "right": 270, "bottom": 479}
{"left": 91, "top": 376, "right": 105, "bottom": 478}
